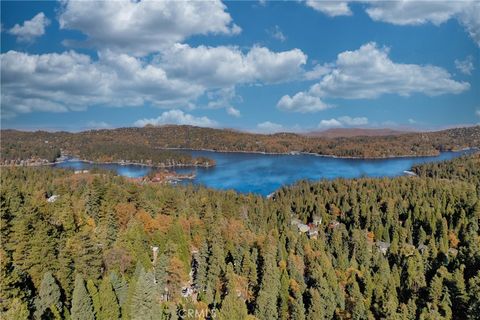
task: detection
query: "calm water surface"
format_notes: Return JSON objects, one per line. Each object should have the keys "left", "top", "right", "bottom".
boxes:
{"left": 53, "top": 150, "right": 473, "bottom": 195}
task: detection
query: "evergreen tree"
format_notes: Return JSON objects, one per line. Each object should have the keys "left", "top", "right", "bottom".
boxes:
{"left": 306, "top": 288, "right": 324, "bottom": 320}
{"left": 451, "top": 266, "right": 468, "bottom": 318}
{"left": 217, "top": 264, "right": 248, "bottom": 320}
{"left": 255, "top": 237, "right": 280, "bottom": 320}
{"left": 110, "top": 271, "right": 129, "bottom": 308}
{"left": 155, "top": 252, "right": 169, "bottom": 289}
{"left": 70, "top": 274, "right": 95, "bottom": 320}
{"left": 98, "top": 277, "right": 120, "bottom": 320}
{"left": 3, "top": 298, "right": 30, "bottom": 320}
{"left": 347, "top": 281, "right": 367, "bottom": 320}
{"left": 241, "top": 249, "right": 258, "bottom": 307}
{"left": 0, "top": 262, "right": 34, "bottom": 314}
{"left": 72, "top": 229, "right": 103, "bottom": 280}
{"left": 34, "top": 271, "right": 63, "bottom": 320}
{"left": 86, "top": 279, "right": 101, "bottom": 317}
{"left": 467, "top": 271, "right": 480, "bottom": 320}
{"left": 439, "top": 287, "right": 452, "bottom": 320}
{"left": 278, "top": 263, "right": 289, "bottom": 320}
{"left": 131, "top": 267, "right": 156, "bottom": 320}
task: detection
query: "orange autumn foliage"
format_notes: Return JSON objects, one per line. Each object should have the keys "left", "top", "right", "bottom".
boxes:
{"left": 86, "top": 217, "right": 96, "bottom": 228}
{"left": 289, "top": 279, "right": 301, "bottom": 294}
{"left": 366, "top": 231, "right": 375, "bottom": 242}
{"left": 221, "top": 218, "right": 255, "bottom": 245}
{"left": 134, "top": 211, "right": 177, "bottom": 234}
{"left": 136, "top": 209, "right": 157, "bottom": 233}
{"left": 115, "top": 202, "right": 137, "bottom": 230}
{"left": 178, "top": 216, "right": 192, "bottom": 236}
{"left": 449, "top": 231, "right": 460, "bottom": 248}
{"left": 154, "top": 214, "right": 174, "bottom": 234}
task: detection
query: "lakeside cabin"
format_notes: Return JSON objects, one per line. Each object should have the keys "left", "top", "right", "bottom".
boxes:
{"left": 74, "top": 170, "right": 89, "bottom": 174}
{"left": 47, "top": 195, "right": 59, "bottom": 203}
{"left": 291, "top": 215, "right": 322, "bottom": 239}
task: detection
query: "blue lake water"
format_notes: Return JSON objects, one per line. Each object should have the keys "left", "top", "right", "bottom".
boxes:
{"left": 53, "top": 150, "right": 473, "bottom": 195}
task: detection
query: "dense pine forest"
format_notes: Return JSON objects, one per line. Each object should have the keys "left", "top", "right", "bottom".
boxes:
{"left": 2, "top": 125, "right": 479, "bottom": 165}
{"left": 1, "top": 152, "right": 479, "bottom": 319}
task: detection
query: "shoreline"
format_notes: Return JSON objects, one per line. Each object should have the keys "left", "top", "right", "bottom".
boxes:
{"left": 156, "top": 146, "right": 477, "bottom": 160}
{"left": 0, "top": 157, "right": 214, "bottom": 169}
{"left": 68, "top": 158, "right": 214, "bottom": 169}
{"left": 2, "top": 147, "right": 477, "bottom": 169}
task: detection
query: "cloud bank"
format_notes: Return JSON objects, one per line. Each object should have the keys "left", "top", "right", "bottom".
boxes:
{"left": 59, "top": 0, "right": 240, "bottom": 56}
{"left": 278, "top": 42, "right": 469, "bottom": 113}
{"left": 318, "top": 116, "right": 368, "bottom": 128}
{"left": 306, "top": 0, "right": 480, "bottom": 46}
{"left": 134, "top": 110, "right": 218, "bottom": 128}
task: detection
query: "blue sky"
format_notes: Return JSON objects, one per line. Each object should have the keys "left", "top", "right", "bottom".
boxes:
{"left": 1, "top": 0, "right": 479, "bottom": 132}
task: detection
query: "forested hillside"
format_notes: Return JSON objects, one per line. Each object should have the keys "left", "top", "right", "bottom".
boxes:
{"left": 2, "top": 125, "right": 479, "bottom": 164}
{"left": 0, "top": 139, "right": 214, "bottom": 168}
{"left": 412, "top": 154, "right": 480, "bottom": 192}
{"left": 1, "top": 154, "right": 479, "bottom": 319}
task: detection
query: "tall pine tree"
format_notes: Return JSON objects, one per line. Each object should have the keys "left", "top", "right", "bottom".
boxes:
{"left": 98, "top": 277, "right": 120, "bottom": 320}
{"left": 70, "top": 274, "right": 95, "bottom": 320}
{"left": 34, "top": 271, "right": 62, "bottom": 320}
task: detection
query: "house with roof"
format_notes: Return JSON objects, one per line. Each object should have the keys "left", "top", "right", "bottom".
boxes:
{"left": 291, "top": 217, "right": 320, "bottom": 238}
{"left": 47, "top": 195, "right": 59, "bottom": 203}
{"left": 308, "top": 227, "right": 318, "bottom": 239}
{"left": 376, "top": 241, "right": 391, "bottom": 255}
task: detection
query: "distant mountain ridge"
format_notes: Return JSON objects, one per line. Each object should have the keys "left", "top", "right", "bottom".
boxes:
{"left": 1, "top": 125, "right": 479, "bottom": 161}
{"left": 305, "top": 128, "right": 410, "bottom": 138}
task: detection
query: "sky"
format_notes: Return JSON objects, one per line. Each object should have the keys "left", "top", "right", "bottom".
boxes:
{"left": 1, "top": 0, "right": 479, "bottom": 133}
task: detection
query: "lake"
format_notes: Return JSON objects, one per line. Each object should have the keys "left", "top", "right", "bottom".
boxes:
{"left": 53, "top": 150, "right": 473, "bottom": 196}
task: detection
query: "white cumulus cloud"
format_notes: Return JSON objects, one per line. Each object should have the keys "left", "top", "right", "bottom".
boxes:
{"left": 8, "top": 12, "right": 50, "bottom": 42}
{"left": 278, "top": 42, "right": 469, "bottom": 113}
{"left": 277, "top": 92, "right": 330, "bottom": 113}
{"left": 305, "top": 0, "right": 352, "bottom": 17}
{"left": 134, "top": 110, "right": 218, "bottom": 128}
{"left": 312, "top": 42, "right": 469, "bottom": 98}
{"left": 0, "top": 50, "right": 203, "bottom": 118}
{"left": 2, "top": 1, "right": 311, "bottom": 119}
{"left": 365, "top": 1, "right": 480, "bottom": 46}
{"left": 318, "top": 116, "right": 368, "bottom": 128}
{"left": 226, "top": 107, "right": 241, "bottom": 118}
{"left": 365, "top": 1, "right": 469, "bottom": 26}
{"left": 304, "top": 1, "right": 480, "bottom": 47}
{"left": 304, "top": 64, "right": 332, "bottom": 80}
{"left": 319, "top": 119, "right": 342, "bottom": 128}
{"left": 59, "top": 0, "right": 240, "bottom": 56}
{"left": 1, "top": 43, "right": 308, "bottom": 118}
{"left": 161, "top": 44, "right": 307, "bottom": 86}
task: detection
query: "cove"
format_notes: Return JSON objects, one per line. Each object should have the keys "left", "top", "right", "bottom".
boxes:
{"left": 52, "top": 149, "right": 474, "bottom": 196}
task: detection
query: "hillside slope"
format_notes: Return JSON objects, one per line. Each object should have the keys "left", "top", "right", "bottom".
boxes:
{"left": 1, "top": 125, "right": 479, "bottom": 162}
